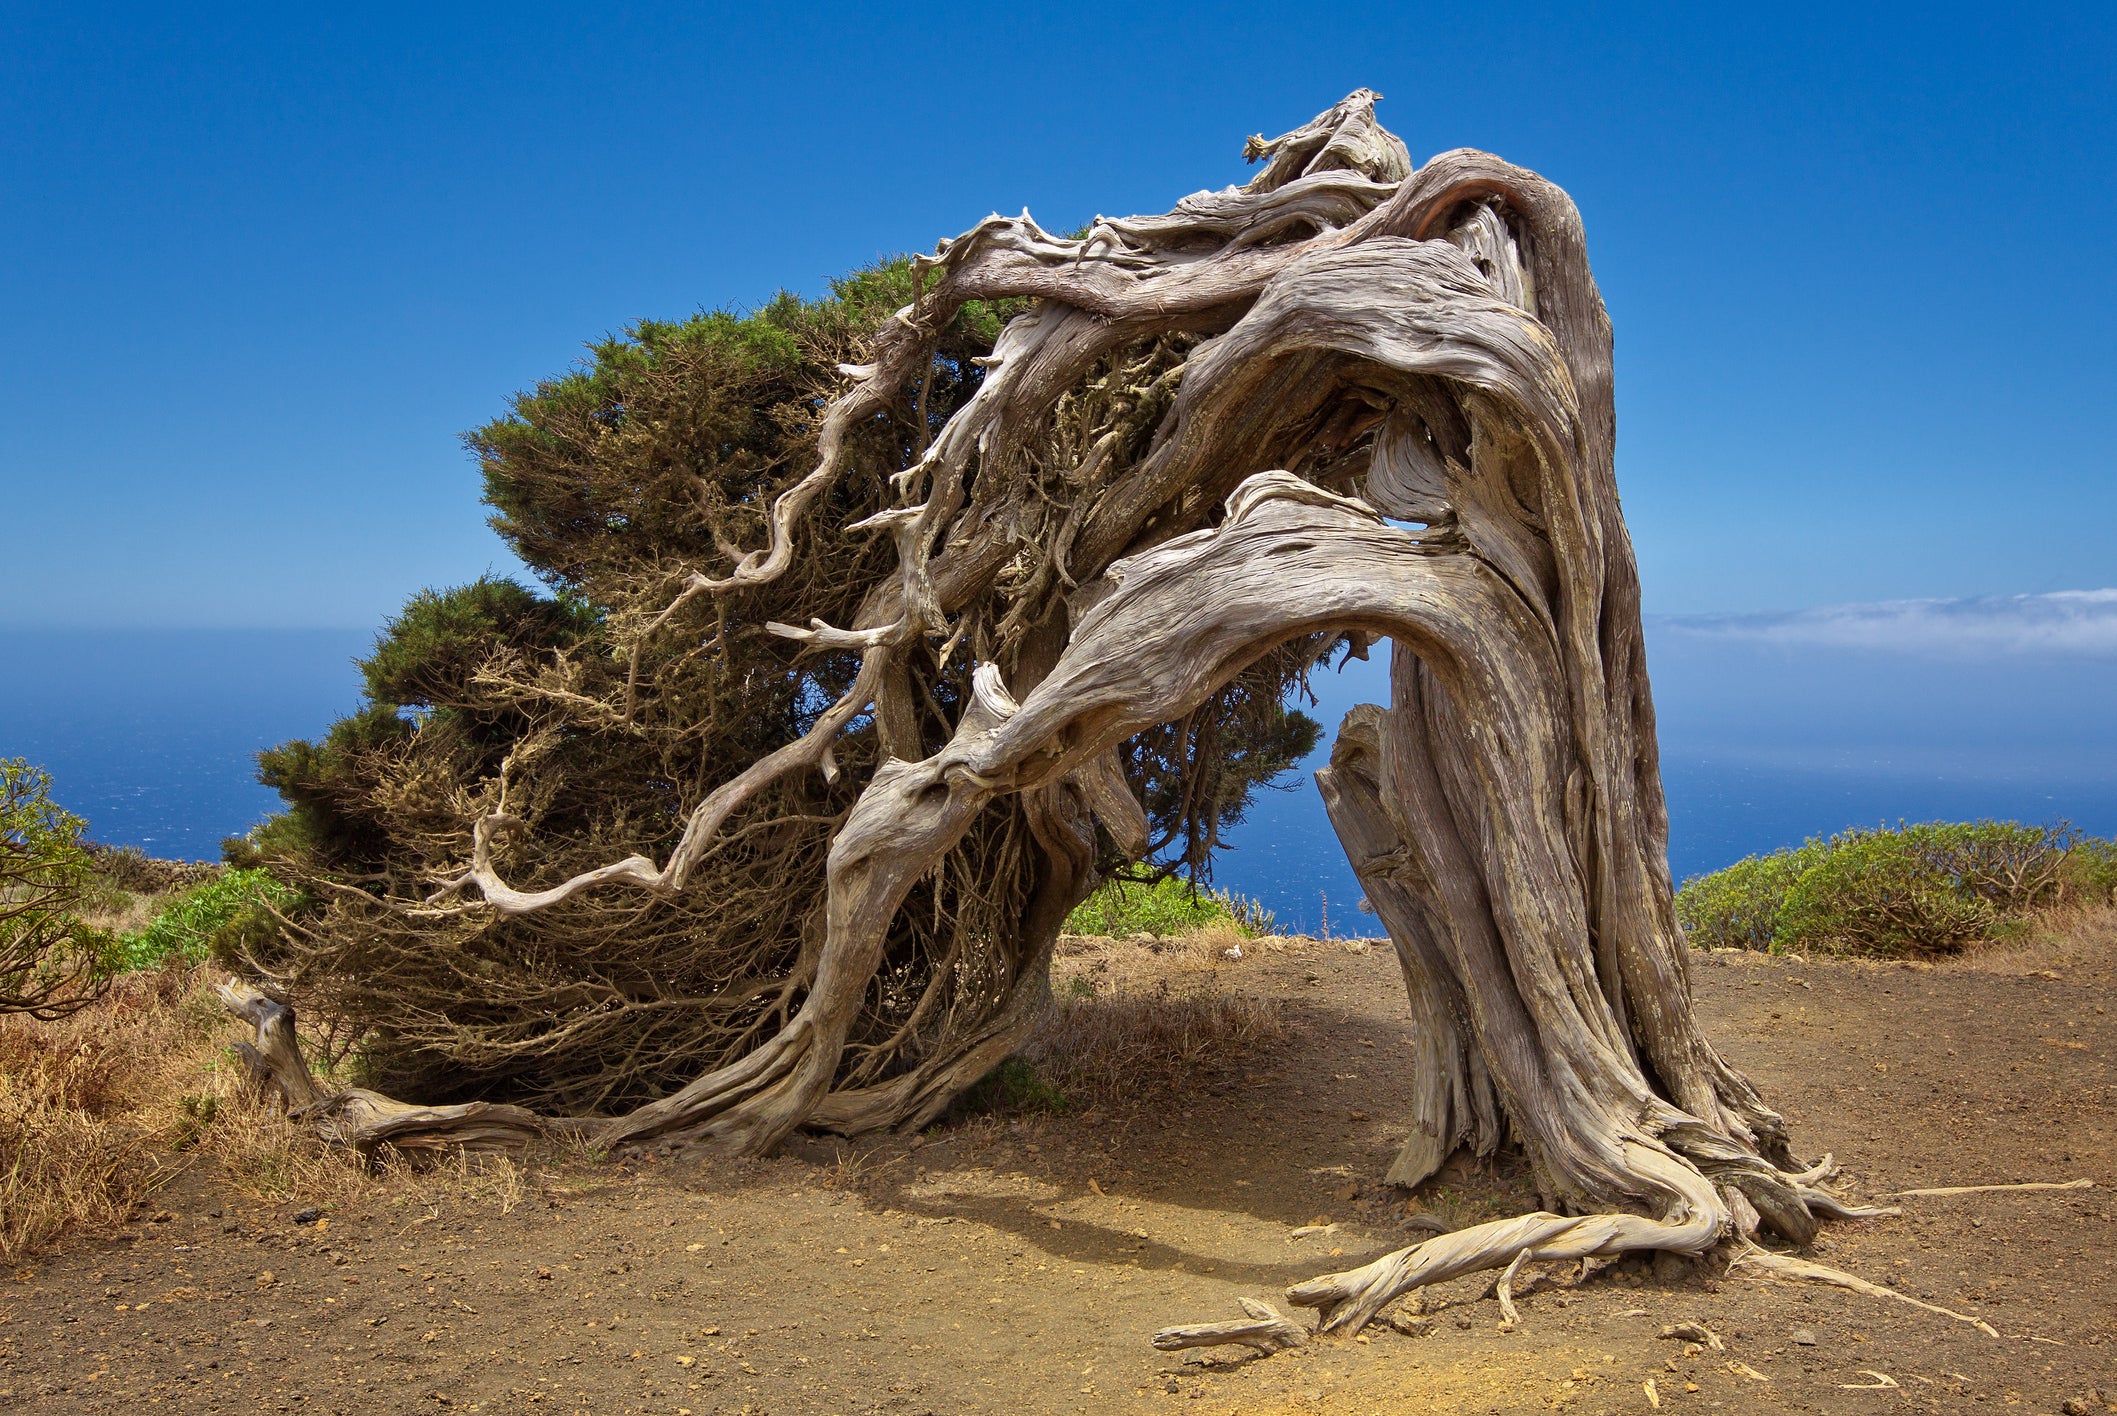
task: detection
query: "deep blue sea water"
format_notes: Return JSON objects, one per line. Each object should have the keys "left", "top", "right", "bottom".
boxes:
{"left": 4, "top": 626, "right": 2112, "bottom": 936}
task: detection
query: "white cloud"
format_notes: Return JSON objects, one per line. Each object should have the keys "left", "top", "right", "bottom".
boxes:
{"left": 1655, "top": 589, "right": 2117, "bottom": 658}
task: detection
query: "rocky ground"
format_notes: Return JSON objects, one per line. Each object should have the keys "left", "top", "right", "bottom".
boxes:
{"left": 4, "top": 916, "right": 2114, "bottom": 1415}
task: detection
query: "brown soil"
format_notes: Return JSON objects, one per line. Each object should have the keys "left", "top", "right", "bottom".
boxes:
{"left": 5, "top": 919, "right": 2114, "bottom": 1415}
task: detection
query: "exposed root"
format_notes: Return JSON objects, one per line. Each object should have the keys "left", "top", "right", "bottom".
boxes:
{"left": 1730, "top": 1242, "right": 2000, "bottom": 1338}
{"left": 1788, "top": 1152, "right": 1838, "bottom": 1185}
{"left": 218, "top": 981, "right": 553, "bottom": 1163}
{"left": 1151, "top": 1298, "right": 1309, "bottom": 1355}
{"left": 1842, "top": 1370, "right": 1900, "bottom": 1389}
{"left": 1494, "top": 1247, "right": 1533, "bottom": 1327}
{"left": 1278, "top": 1145, "right": 1727, "bottom": 1337}
{"left": 1794, "top": 1184, "right": 1900, "bottom": 1222}
{"left": 1896, "top": 1178, "right": 2092, "bottom": 1198}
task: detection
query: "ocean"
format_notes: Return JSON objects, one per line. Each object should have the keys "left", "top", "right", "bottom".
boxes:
{"left": 4, "top": 625, "right": 2112, "bottom": 935}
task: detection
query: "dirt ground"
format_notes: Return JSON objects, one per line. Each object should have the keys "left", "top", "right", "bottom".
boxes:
{"left": 5, "top": 919, "right": 2114, "bottom": 1416}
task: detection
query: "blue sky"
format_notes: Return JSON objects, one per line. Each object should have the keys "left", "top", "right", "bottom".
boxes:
{"left": 4, "top": 1, "right": 2112, "bottom": 629}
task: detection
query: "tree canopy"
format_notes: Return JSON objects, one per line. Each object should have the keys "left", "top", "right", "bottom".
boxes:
{"left": 242, "top": 260, "right": 1321, "bottom": 1113}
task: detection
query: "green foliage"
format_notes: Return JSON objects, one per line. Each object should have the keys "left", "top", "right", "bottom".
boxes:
{"left": 953, "top": 1057, "right": 1069, "bottom": 1117}
{"left": 1063, "top": 876, "right": 1275, "bottom": 938}
{"left": 1, "top": 760, "right": 116, "bottom": 1017}
{"left": 472, "top": 259, "right": 1019, "bottom": 596}
{"left": 360, "top": 577, "right": 595, "bottom": 711}
{"left": 118, "top": 869, "right": 294, "bottom": 971}
{"left": 1672, "top": 842, "right": 1827, "bottom": 953}
{"left": 1676, "top": 820, "right": 2117, "bottom": 958}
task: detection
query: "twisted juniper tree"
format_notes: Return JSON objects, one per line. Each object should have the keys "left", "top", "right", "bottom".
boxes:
{"left": 234, "top": 92, "right": 1898, "bottom": 1340}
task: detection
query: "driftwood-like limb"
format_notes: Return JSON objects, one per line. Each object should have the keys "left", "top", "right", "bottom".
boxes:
{"left": 1896, "top": 1178, "right": 2093, "bottom": 1198}
{"left": 1151, "top": 1298, "right": 1309, "bottom": 1355}
{"left": 1841, "top": 1370, "right": 1900, "bottom": 1389}
{"left": 218, "top": 981, "right": 549, "bottom": 1159}
{"left": 1730, "top": 1244, "right": 2001, "bottom": 1338}
{"left": 1789, "top": 1153, "right": 1838, "bottom": 1185}
{"left": 218, "top": 980, "right": 326, "bottom": 1112}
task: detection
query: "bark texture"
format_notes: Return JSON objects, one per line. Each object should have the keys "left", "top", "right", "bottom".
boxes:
{"left": 235, "top": 91, "right": 1880, "bottom": 1333}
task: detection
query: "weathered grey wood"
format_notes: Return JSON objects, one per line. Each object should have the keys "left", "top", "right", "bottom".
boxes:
{"left": 1151, "top": 1297, "right": 1310, "bottom": 1355}
{"left": 218, "top": 981, "right": 547, "bottom": 1160}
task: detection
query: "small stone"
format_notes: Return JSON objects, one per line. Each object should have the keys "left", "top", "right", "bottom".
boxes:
{"left": 292, "top": 1207, "right": 323, "bottom": 1226}
{"left": 2059, "top": 1400, "right": 2088, "bottom": 1416}
{"left": 1791, "top": 1328, "right": 1818, "bottom": 1346}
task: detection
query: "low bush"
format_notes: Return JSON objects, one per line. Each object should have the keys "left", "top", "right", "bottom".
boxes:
{"left": 0, "top": 967, "right": 201, "bottom": 1260}
{"left": 2, "top": 759, "right": 117, "bottom": 1017}
{"left": 1676, "top": 820, "right": 2117, "bottom": 957}
{"left": 118, "top": 869, "right": 294, "bottom": 971}
{"left": 1025, "top": 980, "right": 1289, "bottom": 1109}
{"left": 1063, "top": 876, "right": 1276, "bottom": 938}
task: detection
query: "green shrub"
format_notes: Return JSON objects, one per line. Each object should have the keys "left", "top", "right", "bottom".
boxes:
{"left": 1, "top": 760, "right": 116, "bottom": 1016}
{"left": 1673, "top": 840, "right": 1828, "bottom": 953}
{"left": 118, "top": 869, "right": 294, "bottom": 971}
{"left": 1063, "top": 876, "right": 1275, "bottom": 938}
{"left": 1676, "top": 820, "right": 2117, "bottom": 958}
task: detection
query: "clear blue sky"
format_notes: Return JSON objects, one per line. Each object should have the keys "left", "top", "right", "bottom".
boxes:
{"left": 5, "top": 1, "right": 2111, "bottom": 629}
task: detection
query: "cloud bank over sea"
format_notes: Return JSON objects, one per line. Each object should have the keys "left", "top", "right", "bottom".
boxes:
{"left": 1653, "top": 589, "right": 2117, "bottom": 658}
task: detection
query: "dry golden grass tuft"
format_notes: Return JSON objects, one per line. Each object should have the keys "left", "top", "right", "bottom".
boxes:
{"left": 1945, "top": 902, "right": 2117, "bottom": 976}
{"left": 0, "top": 964, "right": 387, "bottom": 1263}
{"left": 1032, "top": 925, "right": 1291, "bottom": 1107}
{"left": 0, "top": 967, "right": 199, "bottom": 1261}
{"left": 74, "top": 883, "right": 176, "bottom": 940}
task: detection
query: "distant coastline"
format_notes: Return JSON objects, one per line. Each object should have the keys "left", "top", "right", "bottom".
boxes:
{"left": 5, "top": 624, "right": 2114, "bottom": 936}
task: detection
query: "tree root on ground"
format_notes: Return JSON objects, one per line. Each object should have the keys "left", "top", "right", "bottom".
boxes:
{"left": 1152, "top": 1150, "right": 2070, "bottom": 1353}
{"left": 1896, "top": 1178, "right": 2092, "bottom": 1198}
{"left": 1729, "top": 1243, "right": 2001, "bottom": 1338}
{"left": 1149, "top": 1299, "right": 1308, "bottom": 1356}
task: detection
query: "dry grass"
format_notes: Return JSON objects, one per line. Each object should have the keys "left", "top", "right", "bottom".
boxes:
{"left": 1944, "top": 902, "right": 2117, "bottom": 975}
{"left": 0, "top": 964, "right": 386, "bottom": 1264}
{"left": 74, "top": 884, "right": 175, "bottom": 939}
{"left": 1725, "top": 903, "right": 2117, "bottom": 980}
{"left": 1031, "top": 925, "right": 1292, "bottom": 1108}
{"left": 0, "top": 967, "right": 200, "bottom": 1262}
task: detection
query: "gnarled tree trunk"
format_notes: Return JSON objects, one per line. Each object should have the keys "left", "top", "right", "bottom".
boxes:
{"left": 233, "top": 90, "right": 1888, "bottom": 1338}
